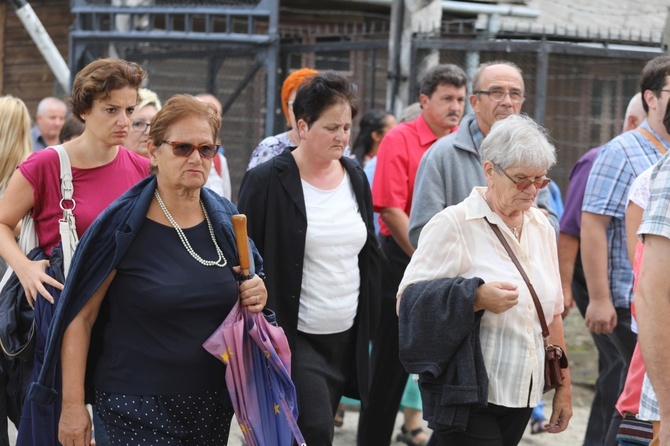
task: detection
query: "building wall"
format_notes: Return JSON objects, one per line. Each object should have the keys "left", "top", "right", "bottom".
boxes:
{"left": 1, "top": 0, "right": 71, "bottom": 119}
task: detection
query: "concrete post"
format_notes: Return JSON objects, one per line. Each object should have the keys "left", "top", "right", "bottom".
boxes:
{"left": 387, "top": 0, "right": 442, "bottom": 116}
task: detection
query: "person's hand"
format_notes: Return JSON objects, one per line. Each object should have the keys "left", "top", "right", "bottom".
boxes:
{"left": 58, "top": 402, "right": 91, "bottom": 446}
{"left": 15, "top": 258, "right": 64, "bottom": 307}
{"left": 473, "top": 282, "right": 519, "bottom": 314}
{"left": 561, "top": 288, "right": 575, "bottom": 319}
{"left": 584, "top": 299, "right": 617, "bottom": 334}
{"left": 234, "top": 267, "right": 267, "bottom": 313}
{"left": 546, "top": 386, "right": 572, "bottom": 434}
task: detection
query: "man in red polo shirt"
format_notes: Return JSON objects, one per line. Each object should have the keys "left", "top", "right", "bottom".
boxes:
{"left": 357, "top": 64, "right": 468, "bottom": 446}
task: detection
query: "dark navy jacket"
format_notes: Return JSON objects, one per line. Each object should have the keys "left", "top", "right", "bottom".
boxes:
{"left": 399, "top": 276, "right": 488, "bottom": 433}
{"left": 27, "top": 175, "right": 263, "bottom": 406}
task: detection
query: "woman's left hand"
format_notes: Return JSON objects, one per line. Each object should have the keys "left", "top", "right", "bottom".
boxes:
{"left": 546, "top": 385, "right": 572, "bottom": 434}
{"left": 233, "top": 267, "right": 267, "bottom": 313}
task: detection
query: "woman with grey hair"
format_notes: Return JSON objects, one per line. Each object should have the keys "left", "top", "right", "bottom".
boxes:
{"left": 396, "top": 114, "right": 572, "bottom": 445}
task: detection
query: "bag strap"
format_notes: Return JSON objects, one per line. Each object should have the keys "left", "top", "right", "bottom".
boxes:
{"left": 54, "top": 145, "right": 74, "bottom": 202}
{"left": 636, "top": 128, "right": 667, "bottom": 155}
{"left": 52, "top": 145, "right": 79, "bottom": 277}
{"left": 485, "top": 218, "right": 550, "bottom": 343}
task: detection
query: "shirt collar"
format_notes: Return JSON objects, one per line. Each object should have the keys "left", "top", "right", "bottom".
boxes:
{"left": 463, "top": 187, "right": 548, "bottom": 230}
{"left": 640, "top": 119, "right": 670, "bottom": 150}
{"left": 414, "top": 114, "right": 441, "bottom": 147}
{"left": 469, "top": 119, "right": 485, "bottom": 153}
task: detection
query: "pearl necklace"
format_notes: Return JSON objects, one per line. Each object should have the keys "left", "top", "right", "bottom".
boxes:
{"left": 154, "top": 190, "right": 227, "bottom": 268}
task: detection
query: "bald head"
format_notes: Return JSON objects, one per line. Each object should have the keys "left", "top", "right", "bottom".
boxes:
{"left": 623, "top": 92, "right": 646, "bottom": 133}
{"left": 195, "top": 93, "right": 222, "bottom": 120}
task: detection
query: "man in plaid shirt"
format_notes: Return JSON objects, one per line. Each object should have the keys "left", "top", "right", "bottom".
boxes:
{"left": 581, "top": 55, "right": 670, "bottom": 440}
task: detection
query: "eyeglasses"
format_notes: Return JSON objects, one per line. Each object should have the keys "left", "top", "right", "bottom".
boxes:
{"left": 494, "top": 163, "right": 551, "bottom": 190}
{"left": 474, "top": 89, "right": 526, "bottom": 103}
{"left": 131, "top": 120, "right": 150, "bottom": 133}
{"left": 162, "top": 141, "right": 220, "bottom": 159}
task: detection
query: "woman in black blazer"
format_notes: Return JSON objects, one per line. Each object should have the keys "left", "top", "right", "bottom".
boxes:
{"left": 238, "top": 72, "right": 380, "bottom": 445}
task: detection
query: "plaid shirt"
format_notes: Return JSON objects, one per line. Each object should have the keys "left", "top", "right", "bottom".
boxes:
{"left": 638, "top": 151, "right": 670, "bottom": 240}
{"left": 635, "top": 152, "right": 670, "bottom": 421}
{"left": 469, "top": 116, "right": 485, "bottom": 154}
{"left": 639, "top": 373, "right": 660, "bottom": 421}
{"left": 582, "top": 120, "right": 668, "bottom": 308}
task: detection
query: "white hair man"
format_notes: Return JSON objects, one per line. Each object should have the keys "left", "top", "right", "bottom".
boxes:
{"left": 31, "top": 97, "right": 67, "bottom": 151}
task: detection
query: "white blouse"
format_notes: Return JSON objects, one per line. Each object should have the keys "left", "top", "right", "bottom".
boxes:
{"left": 298, "top": 172, "right": 367, "bottom": 334}
{"left": 399, "top": 187, "right": 564, "bottom": 408}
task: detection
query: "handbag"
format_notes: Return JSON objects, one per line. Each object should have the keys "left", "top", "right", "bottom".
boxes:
{"left": 485, "top": 219, "right": 568, "bottom": 393}
{"left": 0, "top": 145, "right": 78, "bottom": 359}
{"left": 0, "top": 216, "right": 40, "bottom": 360}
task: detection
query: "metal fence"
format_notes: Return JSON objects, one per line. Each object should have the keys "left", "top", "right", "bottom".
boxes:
{"left": 411, "top": 38, "right": 658, "bottom": 193}
{"left": 67, "top": 0, "right": 663, "bottom": 199}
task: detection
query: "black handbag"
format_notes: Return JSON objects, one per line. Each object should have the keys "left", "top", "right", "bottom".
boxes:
{"left": 0, "top": 247, "right": 45, "bottom": 360}
{"left": 486, "top": 219, "right": 568, "bottom": 393}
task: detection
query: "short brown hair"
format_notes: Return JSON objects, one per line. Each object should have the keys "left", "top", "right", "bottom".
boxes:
{"left": 69, "top": 58, "right": 145, "bottom": 122}
{"left": 149, "top": 94, "right": 221, "bottom": 150}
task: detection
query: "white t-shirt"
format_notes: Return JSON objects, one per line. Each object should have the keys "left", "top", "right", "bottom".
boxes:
{"left": 628, "top": 165, "right": 654, "bottom": 210}
{"left": 297, "top": 171, "right": 367, "bottom": 334}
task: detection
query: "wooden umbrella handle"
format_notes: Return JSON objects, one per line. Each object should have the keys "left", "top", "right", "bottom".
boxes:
{"left": 232, "top": 214, "right": 251, "bottom": 278}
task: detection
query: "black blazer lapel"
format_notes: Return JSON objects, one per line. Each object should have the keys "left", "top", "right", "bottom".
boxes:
{"left": 275, "top": 151, "right": 306, "bottom": 219}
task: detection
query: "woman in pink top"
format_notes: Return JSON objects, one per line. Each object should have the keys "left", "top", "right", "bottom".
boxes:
{"left": 0, "top": 58, "right": 150, "bottom": 446}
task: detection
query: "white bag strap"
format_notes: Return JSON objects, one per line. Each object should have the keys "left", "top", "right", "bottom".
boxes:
{"left": 52, "top": 145, "right": 79, "bottom": 277}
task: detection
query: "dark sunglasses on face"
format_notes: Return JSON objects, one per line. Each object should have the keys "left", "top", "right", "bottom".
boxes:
{"left": 162, "top": 140, "right": 220, "bottom": 159}
{"left": 494, "top": 163, "right": 551, "bottom": 190}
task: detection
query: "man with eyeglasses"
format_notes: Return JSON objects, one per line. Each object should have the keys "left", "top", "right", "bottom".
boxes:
{"left": 409, "top": 60, "right": 558, "bottom": 249}
{"left": 580, "top": 55, "right": 670, "bottom": 443}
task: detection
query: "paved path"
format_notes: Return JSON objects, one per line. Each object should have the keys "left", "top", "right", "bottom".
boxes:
{"left": 225, "top": 384, "right": 593, "bottom": 445}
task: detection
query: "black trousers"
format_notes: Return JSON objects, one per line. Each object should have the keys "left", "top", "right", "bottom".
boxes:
{"left": 293, "top": 328, "right": 355, "bottom": 446}
{"left": 572, "top": 256, "right": 625, "bottom": 446}
{"left": 357, "top": 235, "right": 410, "bottom": 446}
{"left": 435, "top": 403, "right": 533, "bottom": 446}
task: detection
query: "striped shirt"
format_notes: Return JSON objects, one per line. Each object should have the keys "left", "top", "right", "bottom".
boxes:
{"left": 398, "top": 187, "right": 563, "bottom": 408}
{"left": 582, "top": 120, "right": 668, "bottom": 308}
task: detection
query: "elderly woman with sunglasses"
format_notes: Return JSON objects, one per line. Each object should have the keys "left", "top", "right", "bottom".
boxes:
{"left": 397, "top": 115, "right": 571, "bottom": 446}
{"left": 28, "top": 94, "right": 267, "bottom": 446}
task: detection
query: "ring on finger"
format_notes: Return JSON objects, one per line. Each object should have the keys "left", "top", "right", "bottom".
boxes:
{"left": 256, "top": 295, "right": 260, "bottom": 304}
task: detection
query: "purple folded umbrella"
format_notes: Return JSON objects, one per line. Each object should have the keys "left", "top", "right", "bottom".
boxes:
{"left": 204, "top": 301, "right": 306, "bottom": 446}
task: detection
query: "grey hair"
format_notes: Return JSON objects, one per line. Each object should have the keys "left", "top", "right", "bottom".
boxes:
{"left": 481, "top": 114, "right": 556, "bottom": 170}
{"left": 36, "top": 97, "right": 67, "bottom": 116}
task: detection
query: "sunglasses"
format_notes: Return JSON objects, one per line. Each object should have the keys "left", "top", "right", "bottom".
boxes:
{"left": 162, "top": 140, "right": 220, "bottom": 159}
{"left": 494, "top": 163, "right": 551, "bottom": 190}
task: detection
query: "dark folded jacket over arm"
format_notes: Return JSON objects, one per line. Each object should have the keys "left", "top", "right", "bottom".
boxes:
{"left": 399, "top": 276, "right": 488, "bottom": 433}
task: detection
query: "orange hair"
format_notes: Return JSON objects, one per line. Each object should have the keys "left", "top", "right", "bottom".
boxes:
{"left": 281, "top": 68, "right": 318, "bottom": 126}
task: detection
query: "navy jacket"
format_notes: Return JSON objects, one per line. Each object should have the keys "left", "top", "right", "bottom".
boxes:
{"left": 238, "top": 151, "right": 381, "bottom": 406}
{"left": 27, "top": 175, "right": 263, "bottom": 406}
{"left": 399, "top": 277, "right": 488, "bottom": 433}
